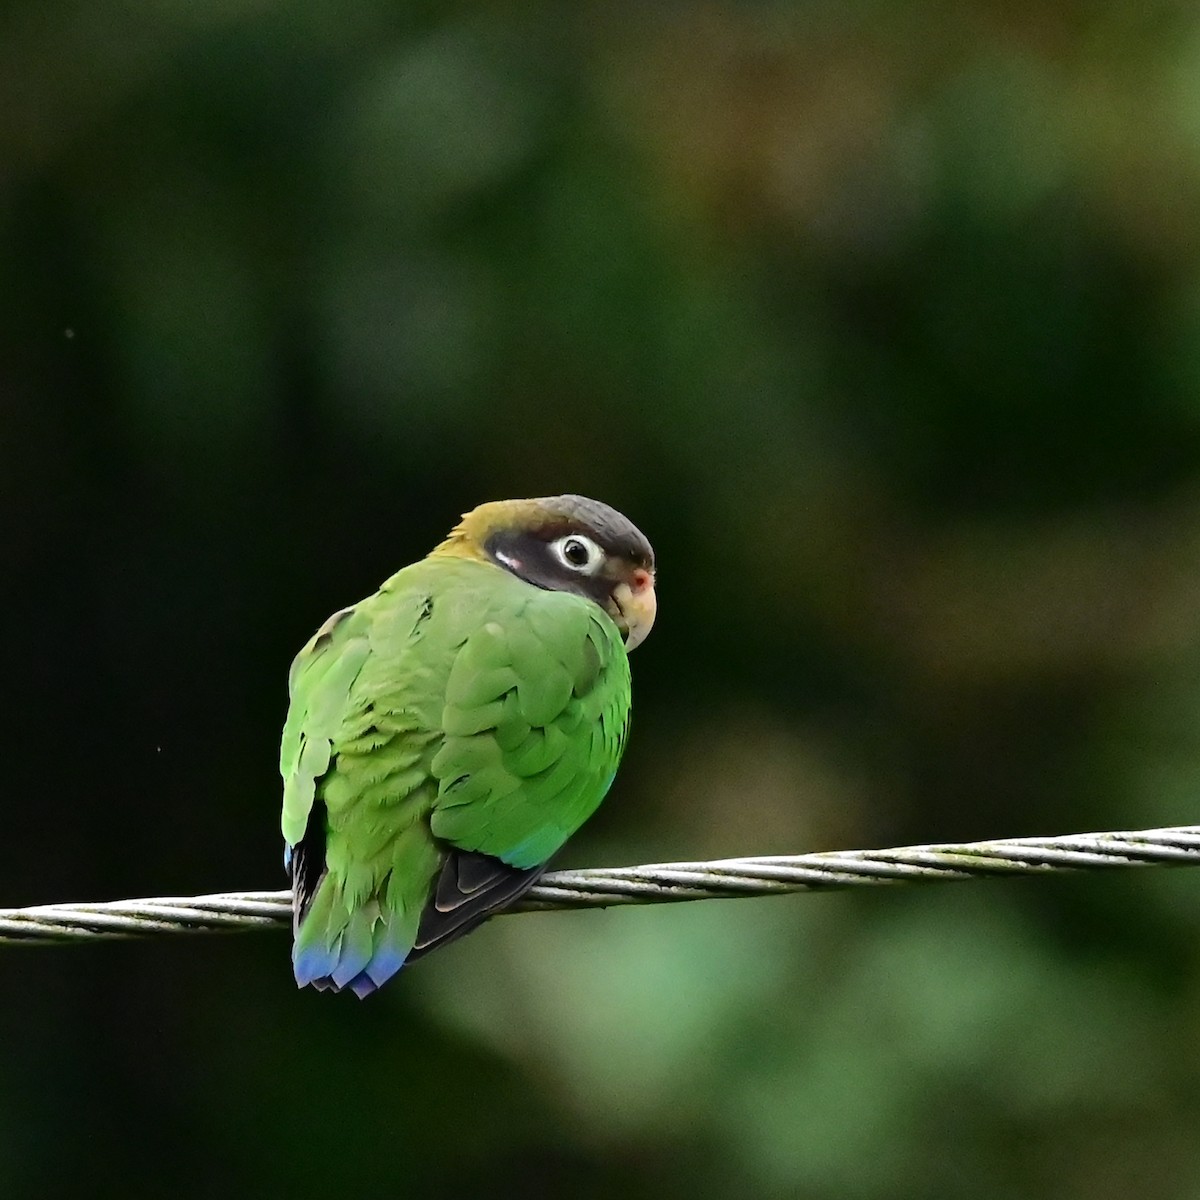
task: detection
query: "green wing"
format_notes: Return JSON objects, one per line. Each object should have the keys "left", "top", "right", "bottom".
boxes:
{"left": 429, "top": 585, "right": 631, "bottom": 867}
{"left": 279, "top": 557, "right": 632, "bottom": 994}
{"left": 279, "top": 604, "right": 369, "bottom": 852}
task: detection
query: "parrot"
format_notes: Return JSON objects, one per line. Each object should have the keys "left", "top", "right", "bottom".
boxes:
{"left": 279, "top": 494, "right": 656, "bottom": 997}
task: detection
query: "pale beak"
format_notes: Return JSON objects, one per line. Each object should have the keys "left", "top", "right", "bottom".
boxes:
{"left": 610, "top": 568, "right": 657, "bottom": 651}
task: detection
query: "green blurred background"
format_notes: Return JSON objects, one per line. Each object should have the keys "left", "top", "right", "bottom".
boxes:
{"left": 6, "top": 2, "right": 1200, "bottom": 1197}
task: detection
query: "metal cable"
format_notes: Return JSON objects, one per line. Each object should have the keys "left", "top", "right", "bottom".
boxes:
{"left": 3, "top": 824, "right": 1199, "bottom": 945}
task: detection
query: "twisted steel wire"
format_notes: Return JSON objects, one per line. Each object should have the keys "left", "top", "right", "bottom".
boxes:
{"left": 2, "top": 824, "right": 1199, "bottom": 945}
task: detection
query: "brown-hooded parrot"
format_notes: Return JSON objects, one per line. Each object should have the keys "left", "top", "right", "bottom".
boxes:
{"left": 279, "top": 495, "right": 656, "bottom": 996}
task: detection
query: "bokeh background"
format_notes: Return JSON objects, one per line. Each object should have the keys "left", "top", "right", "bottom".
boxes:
{"left": 6, "top": 2, "right": 1200, "bottom": 1197}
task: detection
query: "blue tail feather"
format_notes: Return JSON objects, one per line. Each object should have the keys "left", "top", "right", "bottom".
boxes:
{"left": 347, "top": 972, "right": 379, "bottom": 999}
{"left": 292, "top": 941, "right": 340, "bottom": 988}
{"left": 343, "top": 940, "right": 409, "bottom": 998}
{"left": 293, "top": 917, "right": 410, "bottom": 996}
{"left": 330, "top": 913, "right": 374, "bottom": 988}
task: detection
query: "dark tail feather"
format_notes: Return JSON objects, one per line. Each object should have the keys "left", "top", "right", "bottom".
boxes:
{"left": 408, "top": 849, "right": 545, "bottom": 963}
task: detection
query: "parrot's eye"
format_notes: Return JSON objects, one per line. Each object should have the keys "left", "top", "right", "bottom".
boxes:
{"left": 551, "top": 534, "right": 604, "bottom": 574}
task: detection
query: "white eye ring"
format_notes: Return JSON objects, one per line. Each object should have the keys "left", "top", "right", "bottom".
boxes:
{"left": 550, "top": 534, "right": 605, "bottom": 575}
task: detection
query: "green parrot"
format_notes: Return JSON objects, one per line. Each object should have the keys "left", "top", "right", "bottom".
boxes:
{"left": 279, "top": 495, "right": 656, "bottom": 996}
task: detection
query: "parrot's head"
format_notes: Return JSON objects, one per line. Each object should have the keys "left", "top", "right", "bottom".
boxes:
{"left": 437, "top": 494, "right": 657, "bottom": 650}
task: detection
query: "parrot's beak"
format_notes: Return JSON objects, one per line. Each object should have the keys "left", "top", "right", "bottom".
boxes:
{"left": 610, "top": 568, "right": 657, "bottom": 651}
